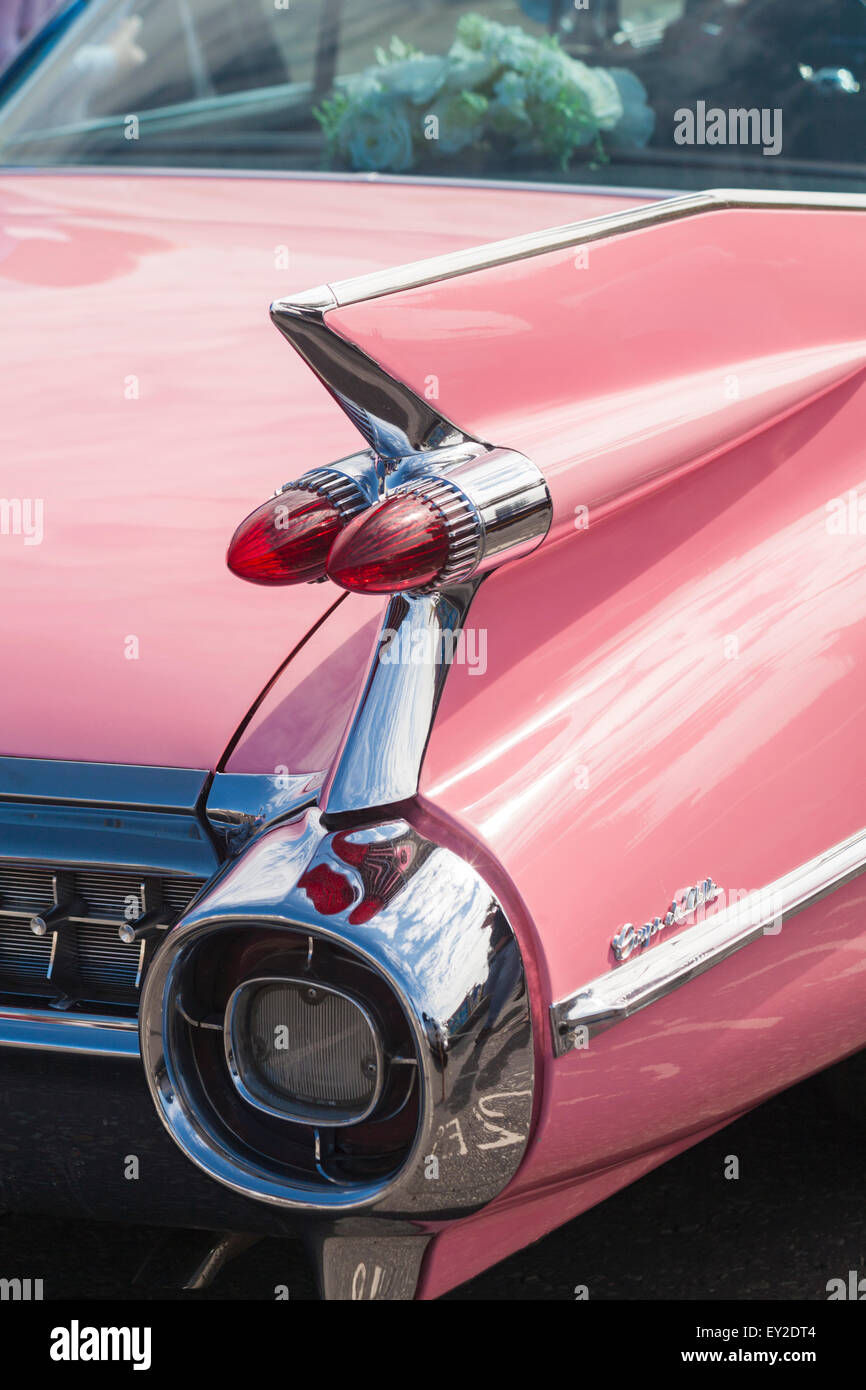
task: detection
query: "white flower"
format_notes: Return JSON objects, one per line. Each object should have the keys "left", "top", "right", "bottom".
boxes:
{"left": 378, "top": 54, "right": 449, "bottom": 105}
{"left": 341, "top": 70, "right": 382, "bottom": 101}
{"left": 564, "top": 59, "right": 623, "bottom": 130}
{"left": 443, "top": 40, "right": 500, "bottom": 92}
{"left": 525, "top": 48, "right": 573, "bottom": 103}
{"left": 455, "top": 13, "right": 492, "bottom": 51}
{"left": 481, "top": 21, "right": 539, "bottom": 74}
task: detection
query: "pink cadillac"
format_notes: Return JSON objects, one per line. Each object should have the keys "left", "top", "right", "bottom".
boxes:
{"left": 1, "top": 0, "right": 866, "bottom": 1301}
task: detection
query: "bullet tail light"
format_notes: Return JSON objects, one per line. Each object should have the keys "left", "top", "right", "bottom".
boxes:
{"left": 227, "top": 466, "right": 369, "bottom": 586}
{"left": 227, "top": 444, "right": 550, "bottom": 594}
{"left": 327, "top": 449, "right": 551, "bottom": 596}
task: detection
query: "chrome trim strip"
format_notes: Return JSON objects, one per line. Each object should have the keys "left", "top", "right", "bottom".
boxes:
{"left": 270, "top": 296, "right": 471, "bottom": 458}
{"left": 0, "top": 1005, "right": 140, "bottom": 1058}
{"left": 551, "top": 824, "right": 866, "bottom": 1054}
{"left": 0, "top": 803, "right": 218, "bottom": 879}
{"left": 206, "top": 771, "right": 325, "bottom": 852}
{"left": 275, "top": 188, "right": 866, "bottom": 312}
{"left": 0, "top": 757, "right": 208, "bottom": 812}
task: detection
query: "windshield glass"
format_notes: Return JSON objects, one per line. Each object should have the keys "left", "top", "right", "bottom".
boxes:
{"left": 1, "top": 0, "right": 865, "bottom": 191}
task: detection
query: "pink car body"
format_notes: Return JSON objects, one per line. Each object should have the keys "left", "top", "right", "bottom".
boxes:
{"left": 3, "top": 169, "right": 866, "bottom": 1300}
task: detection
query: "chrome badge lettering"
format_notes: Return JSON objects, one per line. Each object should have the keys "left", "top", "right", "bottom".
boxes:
{"left": 611, "top": 879, "right": 722, "bottom": 962}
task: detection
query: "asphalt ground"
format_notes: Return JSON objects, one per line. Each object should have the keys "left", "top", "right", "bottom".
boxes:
{"left": 0, "top": 1056, "right": 862, "bottom": 1302}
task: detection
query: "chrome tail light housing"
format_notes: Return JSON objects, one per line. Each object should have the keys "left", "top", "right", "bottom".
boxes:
{"left": 139, "top": 811, "right": 534, "bottom": 1218}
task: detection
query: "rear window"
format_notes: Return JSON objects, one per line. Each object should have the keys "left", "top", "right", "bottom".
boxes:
{"left": 1, "top": 0, "right": 865, "bottom": 192}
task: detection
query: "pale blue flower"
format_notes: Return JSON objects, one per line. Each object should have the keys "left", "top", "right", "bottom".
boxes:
{"left": 340, "top": 93, "right": 415, "bottom": 172}
{"left": 606, "top": 68, "right": 656, "bottom": 148}
{"left": 494, "top": 71, "right": 528, "bottom": 109}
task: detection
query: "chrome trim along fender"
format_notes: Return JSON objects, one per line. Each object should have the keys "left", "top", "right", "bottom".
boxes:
{"left": 277, "top": 189, "right": 866, "bottom": 313}
{"left": 551, "top": 824, "right": 866, "bottom": 1053}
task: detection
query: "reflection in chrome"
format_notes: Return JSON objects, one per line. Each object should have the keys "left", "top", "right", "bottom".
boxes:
{"left": 0, "top": 756, "right": 208, "bottom": 811}
{"left": 0, "top": 1005, "right": 139, "bottom": 1057}
{"left": 289, "top": 462, "right": 370, "bottom": 521}
{"left": 205, "top": 770, "right": 325, "bottom": 853}
{"left": 140, "top": 809, "right": 533, "bottom": 1216}
{"left": 552, "top": 824, "right": 866, "bottom": 1053}
{"left": 0, "top": 759, "right": 218, "bottom": 1029}
{"left": 322, "top": 582, "right": 479, "bottom": 816}
{"left": 387, "top": 448, "right": 552, "bottom": 593}
{"left": 0, "top": 760, "right": 338, "bottom": 1051}
{"left": 270, "top": 293, "right": 468, "bottom": 461}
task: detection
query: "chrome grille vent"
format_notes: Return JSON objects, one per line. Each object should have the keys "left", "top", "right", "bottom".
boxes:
{"left": 0, "top": 862, "right": 205, "bottom": 1010}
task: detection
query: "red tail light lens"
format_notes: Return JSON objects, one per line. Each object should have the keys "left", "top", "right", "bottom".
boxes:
{"left": 327, "top": 495, "right": 450, "bottom": 594}
{"left": 227, "top": 487, "right": 344, "bottom": 585}
{"left": 297, "top": 863, "right": 354, "bottom": 916}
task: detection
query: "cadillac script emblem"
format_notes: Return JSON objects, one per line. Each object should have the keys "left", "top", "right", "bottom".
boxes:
{"left": 611, "top": 879, "right": 722, "bottom": 962}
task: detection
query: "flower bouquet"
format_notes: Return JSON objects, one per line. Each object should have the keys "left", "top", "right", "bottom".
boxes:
{"left": 314, "top": 13, "right": 655, "bottom": 175}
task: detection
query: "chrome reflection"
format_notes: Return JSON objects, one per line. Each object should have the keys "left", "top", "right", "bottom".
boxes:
{"left": 206, "top": 771, "right": 325, "bottom": 854}
{"left": 139, "top": 809, "right": 533, "bottom": 1217}
{"left": 270, "top": 295, "right": 469, "bottom": 460}
{"left": 323, "top": 582, "right": 480, "bottom": 816}
{"left": 0, "top": 1005, "right": 139, "bottom": 1057}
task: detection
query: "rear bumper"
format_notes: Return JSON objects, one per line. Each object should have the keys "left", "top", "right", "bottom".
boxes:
{"left": 0, "top": 1006, "right": 139, "bottom": 1058}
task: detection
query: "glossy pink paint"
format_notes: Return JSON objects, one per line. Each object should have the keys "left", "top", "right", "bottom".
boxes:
{"left": 8, "top": 171, "right": 866, "bottom": 1298}
{"left": 417, "top": 1113, "right": 741, "bottom": 1301}
{"left": 326, "top": 207, "right": 866, "bottom": 540}
{"left": 326, "top": 204, "right": 866, "bottom": 1293}
{"left": 225, "top": 590, "right": 385, "bottom": 774}
{"left": 0, "top": 171, "right": 629, "bottom": 768}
